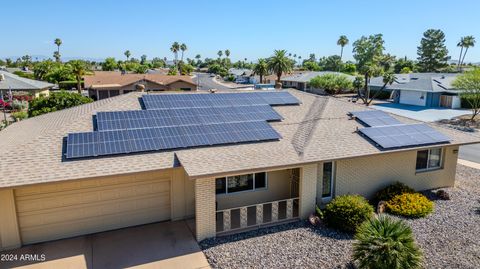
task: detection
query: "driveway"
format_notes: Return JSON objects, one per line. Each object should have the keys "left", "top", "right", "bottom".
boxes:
{"left": 0, "top": 220, "right": 210, "bottom": 269}
{"left": 372, "top": 103, "right": 470, "bottom": 122}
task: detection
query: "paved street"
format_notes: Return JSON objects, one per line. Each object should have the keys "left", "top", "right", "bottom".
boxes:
{"left": 194, "top": 73, "right": 234, "bottom": 91}
{"left": 459, "top": 144, "right": 480, "bottom": 164}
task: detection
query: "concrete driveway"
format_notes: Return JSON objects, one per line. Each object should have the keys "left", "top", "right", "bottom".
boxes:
{"left": 0, "top": 221, "right": 210, "bottom": 269}
{"left": 372, "top": 103, "right": 470, "bottom": 122}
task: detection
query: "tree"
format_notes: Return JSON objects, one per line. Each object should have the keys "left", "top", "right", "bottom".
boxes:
{"left": 341, "top": 62, "right": 356, "bottom": 74}
{"left": 170, "top": 42, "right": 180, "bottom": 65}
{"left": 253, "top": 58, "right": 268, "bottom": 84}
{"left": 452, "top": 68, "right": 480, "bottom": 121}
{"left": 140, "top": 54, "right": 147, "bottom": 65}
{"left": 267, "top": 50, "right": 293, "bottom": 88}
{"left": 180, "top": 43, "right": 187, "bottom": 62}
{"left": 151, "top": 57, "right": 166, "bottom": 68}
{"left": 394, "top": 57, "right": 416, "bottom": 73}
{"left": 417, "top": 29, "right": 449, "bottom": 72}
{"left": 353, "top": 215, "right": 422, "bottom": 269}
{"left": 320, "top": 55, "right": 343, "bottom": 71}
{"left": 303, "top": 61, "right": 321, "bottom": 71}
{"left": 54, "top": 38, "right": 62, "bottom": 62}
{"left": 68, "top": 60, "right": 90, "bottom": 94}
{"left": 309, "top": 73, "right": 353, "bottom": 95}
{"left": 217, "top": 50, "right": 223, "bottom": 59}
{"left": 308, "top": 53, "right": 316, "bottom": 62}
{"left": 225, "top": 49, "right": 230, "bottom": 58}
{"left": 102, "top": 57, "right": 118, "bottom": 71}
{"left": 459, "top": 36, "right": 476, "bottom": 67}
{"left": 457, "top": 37, "right": 466, "bottom": 68}
{"left": 124, "top": 50, "right": 131, "bottom": 61}
{"left": 337, "top": 35, "right": 349, "bottom": 61}
{"left": 33, "top": 60, "right": 55, "bottom": 80}
{"left": 29, "top": 91, "right": 93, "bottom": 117}
{"left": 353, "top": 34, "right": 386, "bottom": 105}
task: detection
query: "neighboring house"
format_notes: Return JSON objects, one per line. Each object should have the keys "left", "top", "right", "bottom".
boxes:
{"left": 280, "top": 71, "right": 355, "bottom": 93}
{"left": 228, "top": 68, "right": 255, "bottom": 84}
{"left": 0, "top": 90, "right": 478, "bottom": 251}
{"left": 370, "top": 73, "right": 462, "bottom": 108}
{"left": 0, "top": 70, "right": 54, "bottom": 97}
{"left": 84, "top": 71, "right": 197, "bottom": 100}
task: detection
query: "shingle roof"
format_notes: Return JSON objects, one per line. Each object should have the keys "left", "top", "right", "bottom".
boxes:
{"left": 84, "top": 71, "right": 196, "bottom": 89}
{"left": 0, "top": 70, "right": 54, "bottom": 90}
{"left": 0, "top": 90, "right": 478, "bottom": 188}
{"left": 281, "top": 71, "right": 355, "bottom": 83}
{"left": 370, "top": 73, "right": 460, "bottom": 93}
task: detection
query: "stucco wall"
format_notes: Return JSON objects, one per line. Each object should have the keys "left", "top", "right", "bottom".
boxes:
{"left": 335, "top": 146, "right": 459, "bottom": 199}
{"left": 168, "top": 81, "right": 196, "bottom": 91}
{"left": 215, "top": 170, "right": 292, "bottom": 210}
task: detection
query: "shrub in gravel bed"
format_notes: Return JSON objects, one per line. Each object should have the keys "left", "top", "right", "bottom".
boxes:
{"left": 372, "top": 182, "right": 415, "bottom": 205}
{"left": 324, "top": 194, "right": 374, "bottom": 232}
{"left": 353, "top": 214, "right": 422, "bottom": 269}
{"left": 386, "top": 193, "right": 434, "bottom": 218}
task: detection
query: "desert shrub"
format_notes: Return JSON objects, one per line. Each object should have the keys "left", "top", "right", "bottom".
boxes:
{"left": 11, "top": 111, "right": 28, "bottom": 121}
{"left": 353, "top": 214, "right": 422, "bottom": 269}
{"left": 324, "top": 194, "right": 374, "bottom": 232}
{"left": 372, "top": 182, "right": 415, "bottom": 205}
{"left": 11, "top": 99, "right": 28, "bottom": 111}
{"left": 386, "top": 193, "right": 434, "bottom": 218}
{"left": 309, "top": 73, "right": 353, "bottom": 95}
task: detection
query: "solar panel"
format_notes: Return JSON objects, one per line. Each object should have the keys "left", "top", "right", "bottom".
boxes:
{"left": 350, "top": 110, "right": 402, "bottom": 127}
{"left": 142, "top": 91, "right": 300, "bottom": 110}
{"left": 96, "top": 105, "right": 282, "bottom": 131}
{"left": 65, "top": 121, "right": 281, "bottom": 159}
{"left": 358, "top": 123, "right": 450, "bottom": 149}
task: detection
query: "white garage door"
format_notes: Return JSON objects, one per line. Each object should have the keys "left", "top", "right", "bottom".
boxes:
{"left": 399, "top": 90, "right": 426, "bottom": 106}
{"left": 15, "top": 175, "right": 171, "bottom": 244}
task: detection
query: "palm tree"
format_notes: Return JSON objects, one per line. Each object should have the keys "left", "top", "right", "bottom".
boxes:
{"left": 54, "top": 38, "right": 62, "bottom": 62}
{"left": 460, "top": 36, "right": 475, "bottom": 67}
{"left": 195, "top": 54, "right": 201, "bottom": 60}
{"left": 366, "top": 72, "right": 396, "bottom": 105}
{"left": 180, "top": 43, "right": 187, "bottom": 62}
{"left": 170, "top": 42, "right": 180, "bottom": 65}
{"left": 267, "top": 50, "right": 293, "bottom": 88}
{"left": 353, "top": 215, "right": 422, "bottom": 269}
{"left": 217, "top": 50, "right": 223, "bottom": 59}
{"left": 69, "top": 60, "right": 90, "bottom": 94}
{"left": 225, "top": 49, "right": 230, "bottom": 58}
{"left": 337, "top": 35, "right": 349, "bottom": 61}
{"left": 124, "top": 50, "right": 131, "bottom": 61}
{"left": 457, "top": 37, "right": 465, "bottom": 68}
{"left": 253, "top": 58, "right": 269, "bottom": 84}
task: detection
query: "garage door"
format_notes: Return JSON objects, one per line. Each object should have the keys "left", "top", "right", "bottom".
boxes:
{"left": 399, "top": 90, "right": 426, "bottom": 106}
{"left": 15, "top": 175, "right": 171, "bottom": 244}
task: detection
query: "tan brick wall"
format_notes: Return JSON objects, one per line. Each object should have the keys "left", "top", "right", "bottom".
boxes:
{"left": 299, "top": 164, "right": 317, "bottom": 219}
{"left": 0, "top": 189, "right": 21, "bottom": 250}
{"left": 195, "top": 178, "right": 216, "bottom": 241}
{"left": 336, "top": 145, "right": 459, "bottom": 199}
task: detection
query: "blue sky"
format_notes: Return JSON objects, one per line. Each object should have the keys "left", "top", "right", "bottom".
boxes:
{"left": 1, "top": 0, "right": 479, "bottom": 63}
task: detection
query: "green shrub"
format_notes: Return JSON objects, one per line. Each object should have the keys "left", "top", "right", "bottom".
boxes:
{"left": 11, "top": 111, "right": 28, "bottom": 121}
{"left": 372, "top": 182, "right": 415, "bottom": 205}
{"left": 324, "top": 194, "right": 374, "bottom": 232}
{"left": 309, "top": 73, "right": 353, "bottom": 95}
{"left": 386, "top": 193, "right": 434, "bottom": 218}
{"left": 28, "top": 91, "right": 93, "bottom": 117}
{"left": 353, "top": 214, "right": 422, "bottom": 269}
{"left": 11, "top": 99, "right": 28, "bottom": 111}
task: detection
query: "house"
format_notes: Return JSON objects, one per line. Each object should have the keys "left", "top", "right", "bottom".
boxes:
{"left": 84, "top": 71, "right": 197, "bottom": 100}
{"left": 0, "top": 90, "right": 478, "bottom": 251}
{"left": 268, "top": 71, "right": 355, "bottom": 94}
{"left": 0, "top": 70, "right": 54, "bottom": 97}
{"left": 228, "top": 68, "right": 255, "bottom": 84}
{"left": 370, "top": 73, "right": 462, "bottom": 108}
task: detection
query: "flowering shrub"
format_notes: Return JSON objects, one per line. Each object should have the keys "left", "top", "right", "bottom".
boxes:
{"left": 386, "top": 193, "right": 434, "bottom": 218}
{"left": 372, "top": 182, "right": 415, "bottom": 205}
{"left": 324, "top": 194, "right": 374, "bottom": 232}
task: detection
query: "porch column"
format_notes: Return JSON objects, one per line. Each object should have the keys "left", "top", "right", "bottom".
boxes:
{"left": 0, "top": 189, "right": 21, "bottom": 250}
{"left": 194, "top": 178, "right": 216, "bottom": 241}
{"left": 299, "top": 164, "right": 317, "bottom": 219}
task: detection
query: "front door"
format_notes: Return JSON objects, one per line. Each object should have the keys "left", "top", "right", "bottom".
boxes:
{"left": 440, "top": 95, "right": 452, "bottom": 108}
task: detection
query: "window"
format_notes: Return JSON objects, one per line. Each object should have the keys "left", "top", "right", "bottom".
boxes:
{"left": 416, "top": 148, "right": 442, "bottom": 171}
{"left": 215, "top": 172, "right": 267, "bottom": 195}
{"left": 322, "top": 162, "right": 334, "bottom": 198}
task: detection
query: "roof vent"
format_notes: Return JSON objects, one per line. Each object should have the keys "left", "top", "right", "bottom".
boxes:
{"left": 441, "top": 75, "right": 445, "bottom": 79}
{"left": 0, "top": 74, "right": 4, "bottom": 81}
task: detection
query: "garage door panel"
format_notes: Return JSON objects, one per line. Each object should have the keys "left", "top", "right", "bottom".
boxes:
{"left": 19, "top": 206, "right": 171, "bottom": 244}
{"left": 16, "top": 180, "right": 170, "bottom": 212}
{"left": 16, "top": 176, "right": 172, "bottom": 244}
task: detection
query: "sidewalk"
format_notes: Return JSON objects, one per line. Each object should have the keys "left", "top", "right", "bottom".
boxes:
{"left": 458, "top": 159, "right": 480, "bottom": 169}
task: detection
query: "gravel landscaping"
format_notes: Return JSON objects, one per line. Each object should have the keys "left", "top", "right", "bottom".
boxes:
{"left": 200, "top": 164, "right": 480, "bottom": 269}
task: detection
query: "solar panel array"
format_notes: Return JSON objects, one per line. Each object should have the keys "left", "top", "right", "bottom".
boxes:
{"left": 350, "top": 110, "right": 402, "bottom": 127}
{"left": 65, "top": 92, "right": 299, "bottom": 159}
{"left": 142, "top": 91, "right": 300, "bottom": 110}
{"left": 66, "top": 121, "right": 281, "bottom": 159}
{"left": 358, "top": 124, "right": 450, "bottom": 149}
{"left": 96, "top": 105, "right": 282, "bottom": 131}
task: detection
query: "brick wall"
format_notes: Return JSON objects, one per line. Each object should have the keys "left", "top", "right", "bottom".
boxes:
{"left": 195, "top": 178, "right": 216, "bottom": 241}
